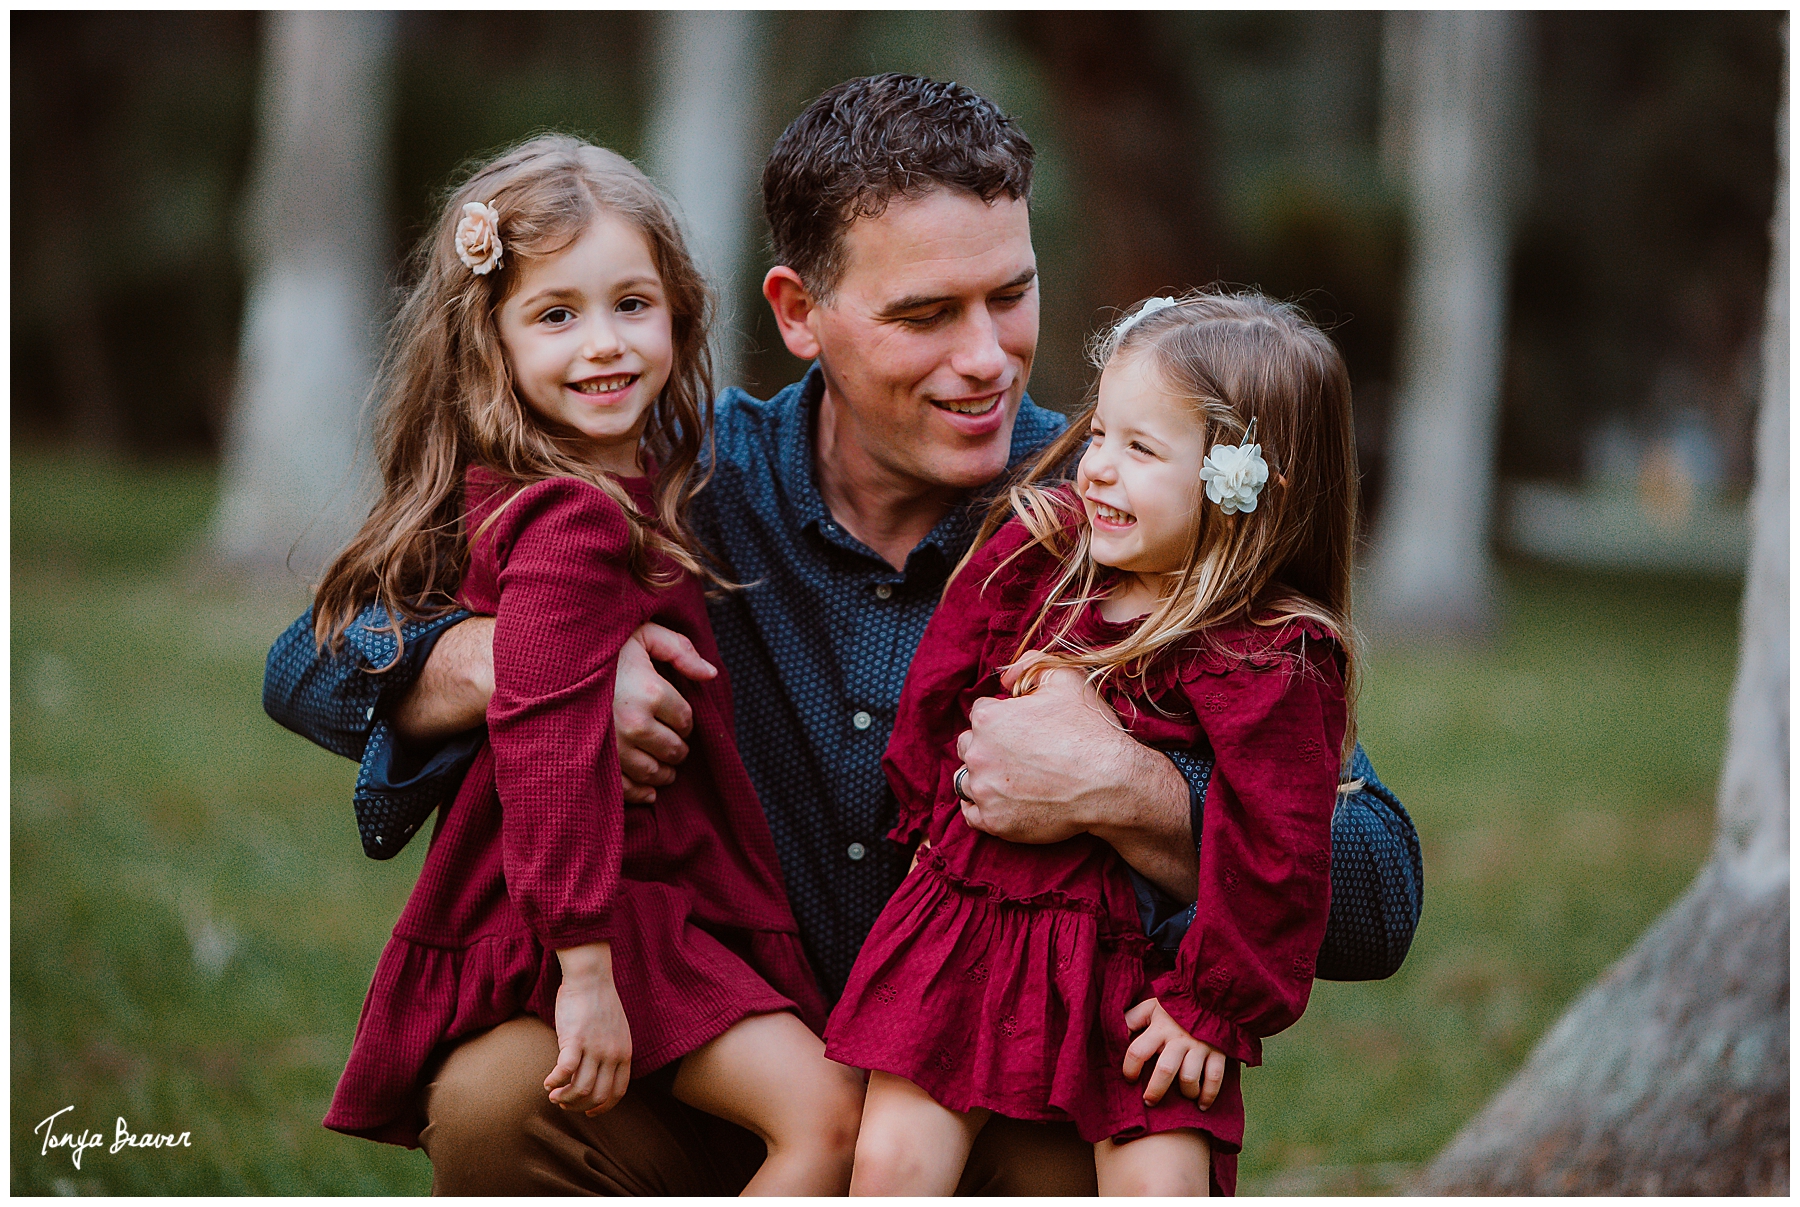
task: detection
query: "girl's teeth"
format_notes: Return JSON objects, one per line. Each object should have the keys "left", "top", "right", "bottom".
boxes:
{"left": 575, "top": 376, "right": 635, "bottom": 394}
{"left": 1095, "top": 504, "right": 1134, "bottom": 524}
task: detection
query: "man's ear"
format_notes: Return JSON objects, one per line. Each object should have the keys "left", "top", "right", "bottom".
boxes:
{"left": 763, "top": 266, "right": 823, "bottom": 362}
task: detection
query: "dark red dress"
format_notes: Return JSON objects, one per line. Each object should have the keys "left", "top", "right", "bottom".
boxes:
{"left": 326, "top": 467, "right": 826, "bottom": 1147}
{"left": 823, "top": 497, "right": 1346, "bottom": 1196}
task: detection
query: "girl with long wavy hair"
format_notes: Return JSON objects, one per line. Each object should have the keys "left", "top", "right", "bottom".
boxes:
{"left": 311, "top": 135, "right": 862, "bottom": 1193}
{"left": 824, "top": 289, "right": 1360, "bottom": 1197}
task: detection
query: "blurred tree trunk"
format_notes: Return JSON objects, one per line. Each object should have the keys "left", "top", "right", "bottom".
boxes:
{"left": 209, "top": 11, "right": 395, "bottom": 574}
{"left": 1416, "top": 40, "right": 1788, "bottom": 1195}
{"left": 1366, "top": 12, "right": 1529, "bottom": 638}
{"left": 645, "top": 11, "right": 768, "bottom": 388}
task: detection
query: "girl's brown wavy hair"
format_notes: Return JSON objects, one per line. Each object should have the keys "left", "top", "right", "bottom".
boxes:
{"left": 313, "top": 135, "right": 719, "bottom": 659}
{"left": 964, "top": 287, "right": 1362, "bottom": 762}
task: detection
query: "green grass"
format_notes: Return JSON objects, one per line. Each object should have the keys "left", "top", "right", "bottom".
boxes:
{"left": 11, "top": 451, "right": 1739, "bottom": 1194}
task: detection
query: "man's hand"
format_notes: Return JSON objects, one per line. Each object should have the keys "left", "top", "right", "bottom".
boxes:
{"left": 392, "top": 618, "right": 716, "bottom": 805}
{"left": 953, "top": 655, "right": 1197, "bottom": 899}
{"left": 393, "top": 617, "right": 496, "bottom": 743}
{"left": 1122, "top": 997, "right": 1226, "bottom": 1108}
{"left": 615, "top": 624, "right": 716, "bottom": 804}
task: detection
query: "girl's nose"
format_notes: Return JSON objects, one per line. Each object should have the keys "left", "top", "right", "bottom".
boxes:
{"left": 581, "top": 317, "right": 625, "bottom": 361}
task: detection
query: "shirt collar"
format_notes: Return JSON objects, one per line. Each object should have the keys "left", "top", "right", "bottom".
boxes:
{"left": 773, "top": 362, "right": 1038, "bottom": 572}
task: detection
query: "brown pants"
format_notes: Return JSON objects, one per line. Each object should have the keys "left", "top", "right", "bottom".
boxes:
{"left": 419, "top": 1015, "right": 1100, "bottom": 1195}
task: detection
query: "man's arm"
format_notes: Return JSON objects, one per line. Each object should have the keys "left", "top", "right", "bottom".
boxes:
{"left": 955, "top": 668, "right": 1424, "bottom": 980}
{"left": 953, "top": 663, "right": 1198, "bottom": 899}
{"left": 263, "top": 603, "right": 485, "bottom": 858}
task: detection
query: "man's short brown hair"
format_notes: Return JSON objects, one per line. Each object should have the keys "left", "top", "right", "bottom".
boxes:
{"left": 761, "top": 73, "right": 1036, "bottom": 298}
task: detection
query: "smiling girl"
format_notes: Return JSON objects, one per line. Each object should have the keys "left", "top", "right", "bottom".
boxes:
{"left": 308, "top": 135, "right": 862, "bottom": 1193}
{"left": 822, "top": 290, "right": 1358, "bottom": 1196}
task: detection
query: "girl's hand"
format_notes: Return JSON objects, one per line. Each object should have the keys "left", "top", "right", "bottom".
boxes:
{"left": 546, "top": 942, "right": 633, "bottom": 1115}
{"left": 1123, "top": 997, "right": 1226, "bottom": 1109}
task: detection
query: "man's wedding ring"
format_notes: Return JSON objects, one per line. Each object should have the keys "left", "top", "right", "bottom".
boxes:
{"left": 953, "top": 766, "right": 974, "bottom": 802}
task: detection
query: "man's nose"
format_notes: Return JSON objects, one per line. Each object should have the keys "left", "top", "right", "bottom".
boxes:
{"left": 948, "top": 308, "right": 1008, "bottom": 382}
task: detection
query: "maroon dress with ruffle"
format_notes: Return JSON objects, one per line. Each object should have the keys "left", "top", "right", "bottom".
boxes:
{"left": 823, "top": 497, "right": 1346, "bottom": 1196}
{"left": 326, "top": 467, "right": 826, "bottom": 1148}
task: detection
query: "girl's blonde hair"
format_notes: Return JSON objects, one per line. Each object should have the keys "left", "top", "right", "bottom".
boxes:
{"left": 314, "top": 134, "right": 718, "bottom": 656}
{"left": 967, "top": 287, "right": 1361, "bottom": 760}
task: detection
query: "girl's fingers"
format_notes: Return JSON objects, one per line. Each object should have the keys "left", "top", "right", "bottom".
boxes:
{"left": 1122, "top": 1029, "right": 1164, "bottom": 1082}
{"left": 570, "top": 1052, "right": 601, "bottom": 1104}
{"left": 1143, "top": 1044, "right": 1184, "bottom": 1106}
{"left": 1200, "top": 1050, "right": 1227, "bottom": 1110}
{"left": 1178, "top": 1046, "right": 1207, "bottom": 1100}
{"left": 1124, "top": 998, "right": 1159, "bottom": 1031}
{"left": 544, "top": 1044, "right": 579, "bottom": 1092}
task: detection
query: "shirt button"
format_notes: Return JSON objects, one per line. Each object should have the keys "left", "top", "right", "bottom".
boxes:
{"left": 365, "top": 706, "right": 375, "bottom": 721}
{"left": 852, "top": 710, "right": 873, "bottom": 730}
{"left": 875, "top": 584, "right": 893, "bottom": 600}
{"left": 847, "top": 842, "right": 867, "bottom": 861}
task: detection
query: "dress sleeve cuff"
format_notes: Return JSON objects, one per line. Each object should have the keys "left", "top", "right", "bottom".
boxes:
{"left": 1151, "top": 976, "right": 1263, "bottom": 1066}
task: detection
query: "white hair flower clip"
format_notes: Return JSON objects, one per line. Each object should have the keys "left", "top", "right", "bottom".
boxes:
{"left": 1114, "top": 296, "right": 1179, "bottom": 345}
{"left": 455, "top": 201, "right": 504, "bottom": 275}
{"left": 1199, "top": 421, "right": 1270, "bottom": 515}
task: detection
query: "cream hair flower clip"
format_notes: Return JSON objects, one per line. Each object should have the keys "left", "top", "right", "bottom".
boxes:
{"left": 455, "top": 201, "right": 504, "bottom": 275}
{"left": 1113, "top": 296, "right": 1179, "bottom": 345}
{"left": 1199, "top": 422, "right": 1270, "bottom": 515}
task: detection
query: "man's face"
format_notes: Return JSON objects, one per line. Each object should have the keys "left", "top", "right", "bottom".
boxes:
{"left": 807, "top": 189, "right": 1038, "bottom": 493}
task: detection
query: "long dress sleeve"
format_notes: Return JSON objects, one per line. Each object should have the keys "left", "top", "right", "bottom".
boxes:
{"left": 1151, "top": 627, "right": 1347, "bottom": 1065}
{"left": 479, "top": 477, "right": 654, "bottom": 951}
{"left": 880, "top": 518, "right": 1042, "bottom": 847}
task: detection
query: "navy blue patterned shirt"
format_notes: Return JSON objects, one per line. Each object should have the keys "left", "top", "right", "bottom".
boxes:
{"left": 265, "top": 366, "right": 1422, "bottom": 996}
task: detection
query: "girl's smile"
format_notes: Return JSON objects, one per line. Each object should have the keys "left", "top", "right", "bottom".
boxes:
{"left": 1076, "top": 352, "right": 1210, "bottom": 609}
{"left": 497, "top": 212, "right": 674, "bottom": 477}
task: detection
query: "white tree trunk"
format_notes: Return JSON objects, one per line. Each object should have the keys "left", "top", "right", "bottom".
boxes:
{"left": 1368, "top": 12, "right": 1528, "bottom": 638}
{"left": 209, "top": 11, "right": 395, "bottom": 574}
{"left": 645, "top": 11, "right": 767, "bottom": 389}
{"left": 1416, "top": 37, "right": 1788, "bottom": 1195}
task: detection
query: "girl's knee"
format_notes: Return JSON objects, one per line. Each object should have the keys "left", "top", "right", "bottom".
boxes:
{"left": 771, "top": 1063, "right": 863, "bottom": 1160}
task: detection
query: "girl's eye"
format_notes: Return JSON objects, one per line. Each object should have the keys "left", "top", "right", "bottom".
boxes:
{"left": 1129, "top": 441, "right": 1154, "bottom": 456}
{"left": 618, "top": 297, "right": 650, "bottom": 314}
{"left": 540, "top": 307, "right": 574, "bottom": 325}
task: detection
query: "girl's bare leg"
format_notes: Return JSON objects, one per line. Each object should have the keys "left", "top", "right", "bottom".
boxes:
{"left": 1093, "top": 1128, "right": 1210, "bottom": 1196}
{"left": 850, "top": 1070, "right": 990, "bottom": 1196}
{"left": 671, "top": 1012, "right": 865, "bottom": 1196}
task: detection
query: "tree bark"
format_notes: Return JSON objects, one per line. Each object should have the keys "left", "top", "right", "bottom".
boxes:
{"left": 645, "top": 11, "right": 767, "bottom": 389}
{"left": 1415, "top": 33, "right": 1788, "bottom": 1195}
{"left": 1366, "top": 12, "right": 1529, "bottom": 639}
{"left": 208, "top": 11, "right": 395, "bottom": 574}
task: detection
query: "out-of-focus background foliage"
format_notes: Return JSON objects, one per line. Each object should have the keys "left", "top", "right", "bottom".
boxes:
{"left": 11, "top": 11, "right": 1783, "bottom": 1194}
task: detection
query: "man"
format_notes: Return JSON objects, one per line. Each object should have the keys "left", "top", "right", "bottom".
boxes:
{"left": 267, "top": 74, "right": 1421, "bottom": 1194}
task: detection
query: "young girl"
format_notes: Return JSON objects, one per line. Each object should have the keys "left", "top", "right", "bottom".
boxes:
{"left": 823, "top": 290, "right": 1357, "bottom": 1197}
{"left": 309, "top": 135, "right": 863, "bottom": 1193}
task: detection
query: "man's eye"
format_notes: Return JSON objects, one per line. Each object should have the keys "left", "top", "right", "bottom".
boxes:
{"left": 994, "top": 291, "right": 1028, "bottom": 306}
{"left": 900, "top": 310, "right": 947, "bottom": 328}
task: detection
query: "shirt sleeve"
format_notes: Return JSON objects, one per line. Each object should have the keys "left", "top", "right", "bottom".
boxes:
{"left": 880, "top": 519, "right": 1038, "bottom": 847}
{"left": 483, "top": 478, "right": 653, "bottom": 951}
{"left": 1315, "top": 743, "right": 1425, "bottom": 980}
{"left": 1151, "top": 633, "right": 1346, "bottom": 1065}
{"left": 263, "top": 602, "right": 481, "bottom": 859}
